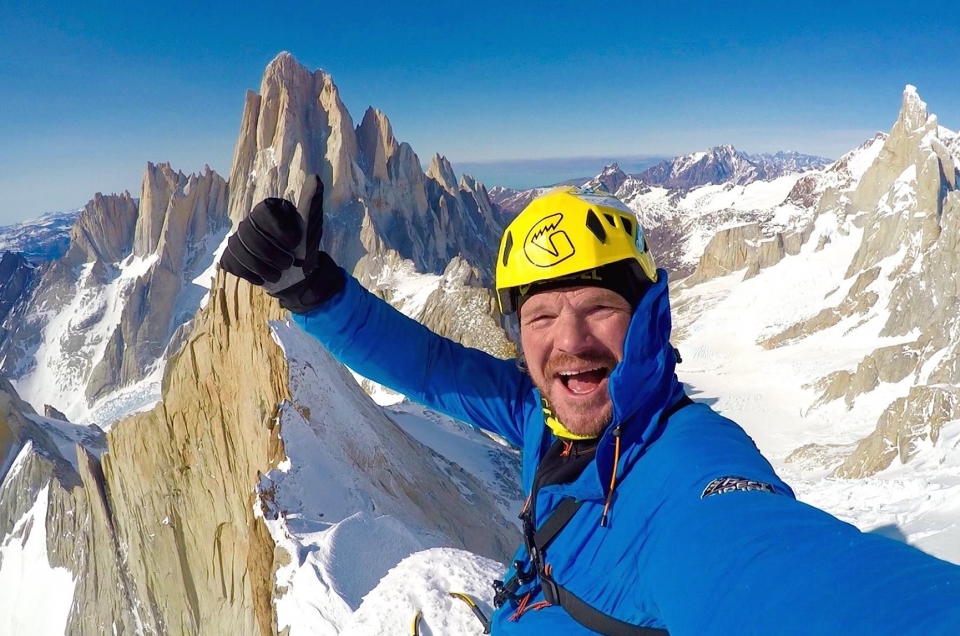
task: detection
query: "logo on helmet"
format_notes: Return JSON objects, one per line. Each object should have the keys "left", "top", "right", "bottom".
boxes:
{"left": 524, "top": 213, "right": 576, "bottom": 267}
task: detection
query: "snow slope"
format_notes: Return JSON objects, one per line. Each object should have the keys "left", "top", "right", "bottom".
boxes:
{"left": 675, "top": 198, "right": 960, "bottom": 565}
{"left": 13, "top": 253, "right": 158, "bottom": 423}
{"left": 0, "top": 483, "right": 76, "bottom": 635}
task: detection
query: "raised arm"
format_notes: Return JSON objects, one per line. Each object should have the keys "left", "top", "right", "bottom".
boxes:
{"left": 219, "top": 175, "right": 534, "bottom": 446}
{"left": 293, "top": 273, "right": 532, "bottom": 446}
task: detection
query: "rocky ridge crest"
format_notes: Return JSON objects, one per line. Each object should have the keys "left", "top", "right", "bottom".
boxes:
{"left": 0, "top": 266, "right": 517, "bottom": 633}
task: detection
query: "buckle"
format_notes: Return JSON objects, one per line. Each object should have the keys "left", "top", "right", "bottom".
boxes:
{"left": 539, "top": 569, "right": 561, "bottom": 606}
{"left": 492, "top": 580, "right": 508, "bottom": 608}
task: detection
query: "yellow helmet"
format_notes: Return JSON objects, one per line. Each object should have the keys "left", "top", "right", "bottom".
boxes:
{"left": 495, "top": 186, "right": 657, "bottom": 314}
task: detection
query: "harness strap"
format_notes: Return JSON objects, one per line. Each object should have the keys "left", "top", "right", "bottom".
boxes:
{"left": 551, "top": 584, "right": 669, "bottom": 636}
{"left": 495, "top": 394, "right": 695, "bottom": 635}
{"left": 534, "top": 497, "right": 582, "bottom": 551}
{"left": 530, "top": 498, "right": 668, "bottom": 635}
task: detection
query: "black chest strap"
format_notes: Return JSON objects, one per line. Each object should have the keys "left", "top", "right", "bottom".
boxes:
{"left": 530, "top": 498, "right": 669, "bottom": 636}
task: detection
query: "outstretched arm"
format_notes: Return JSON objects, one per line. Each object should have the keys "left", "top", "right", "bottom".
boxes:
{"left": 293, "top": 274, "right": 533, "bottom": 447}
{"left": 643, "top": 405, "right": 960, "bottom": 635}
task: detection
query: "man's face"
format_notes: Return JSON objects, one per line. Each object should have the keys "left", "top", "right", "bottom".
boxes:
{"left": 519, "top": 286, "right": 633, "bottom": 437}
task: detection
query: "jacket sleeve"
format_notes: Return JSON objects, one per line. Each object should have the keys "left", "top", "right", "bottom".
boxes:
{"left": 639, "top": 404, "right": 960, "bottom": 635}
{"left": 292, "top": 272, "right": 534, "bottom": 448}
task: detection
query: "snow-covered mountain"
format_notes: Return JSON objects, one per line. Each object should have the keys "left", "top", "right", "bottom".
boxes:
{"left": 637, "top": 145, "right": 831, "bottom": 190}
{"left": 489, "top": 148, "right": 831, "bottom": 223}
{"left": 0, "top": 163, "right": 230, "bottom": 424}
{"left": 0, "top": 209, "right": 79, "bottom": 262}
{"left": 0, "top": 52, "right": 520, "bottom": 635}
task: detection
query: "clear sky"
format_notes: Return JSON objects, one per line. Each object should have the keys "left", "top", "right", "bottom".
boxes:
{"left": 1, "top": 0, "right": 958, "bottom": 225}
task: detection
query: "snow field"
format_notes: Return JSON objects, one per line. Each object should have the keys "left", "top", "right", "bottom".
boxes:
{"left": 0, "top": 485, "right": 76, "bottom": 636}
{"left": 674, "top": 145, "right": 960, "bottom": 564}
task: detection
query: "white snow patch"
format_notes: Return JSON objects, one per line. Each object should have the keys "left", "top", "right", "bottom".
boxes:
{"left": 0, "top": 485, "right": 76, "bottom": 635}
{"left": 387, "top": 402, "right": 524, "bottom": 523}
{"left": 85, "top": 364, "right": 164, "bottom": 430}
{"left": 341, "top": 547, "right": 503, "bottom": 636}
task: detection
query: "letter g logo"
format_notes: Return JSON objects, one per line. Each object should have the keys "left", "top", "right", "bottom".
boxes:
{"left": 523, "top": 213, "right": 576, "bottom": 268}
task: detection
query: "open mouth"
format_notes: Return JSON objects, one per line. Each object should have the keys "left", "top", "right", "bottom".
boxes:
{"left": 556, "top": 366, "right": 611, "bottom": 395}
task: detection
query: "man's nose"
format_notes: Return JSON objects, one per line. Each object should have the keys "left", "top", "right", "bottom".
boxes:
{"left": 554, "top": 312, "right": 595, "bottom": 354}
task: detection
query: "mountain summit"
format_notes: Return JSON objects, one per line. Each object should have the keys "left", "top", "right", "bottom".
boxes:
{"left": 228, "top": 52, "right": 503, "bottom": 284}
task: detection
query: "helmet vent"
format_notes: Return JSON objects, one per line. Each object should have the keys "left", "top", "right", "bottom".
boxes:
{"left": 502, "top": 231, "right": 514, "bottom": 267}
{"left": 622, "top": 216, "right": 634, "bottom": 237}
{"left": 585, "top": 209, "right": 607, "bottom": 244}
{"left": 603, "top": 213, "right": 616, "bottom": 226}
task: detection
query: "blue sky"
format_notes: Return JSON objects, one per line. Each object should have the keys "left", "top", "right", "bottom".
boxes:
{"left": 1, "top": 0, "right": 958, "bottom": 225}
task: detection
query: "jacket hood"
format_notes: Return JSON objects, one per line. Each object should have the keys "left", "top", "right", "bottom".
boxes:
{"left": 551, "top": 268, "right": 685, "bottom": 500}
{"left": 609, "top": 268, "right": 682, "bottom": 431}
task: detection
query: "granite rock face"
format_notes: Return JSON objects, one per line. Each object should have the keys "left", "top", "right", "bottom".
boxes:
{"left": 0, "top": 252, "right": 35, "bottom": 325}
{"left": 227, "top": 52, "right": 503, "bottom": 286}
{"left": 836, "top": 385, "right": 960, "bottom": 479}
{"left": 86, "top": 163, "right": 230, "bottom": 404}
{"left": 0, "top": 163, "right": 229, "bottom": 421}
{"left": 61, "top": 193, "right": 139, "bottom": 268}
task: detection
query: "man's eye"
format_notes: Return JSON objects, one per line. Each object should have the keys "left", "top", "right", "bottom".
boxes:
{"left": 524, "top": 313, "right": 553, "bottom": 326}
{"left": 589, "top": 305, "right": 616, "bottom": 315}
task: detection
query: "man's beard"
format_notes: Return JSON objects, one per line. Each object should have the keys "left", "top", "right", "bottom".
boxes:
{"left": 534, "top": 351, "right": 618, "bottom": 438}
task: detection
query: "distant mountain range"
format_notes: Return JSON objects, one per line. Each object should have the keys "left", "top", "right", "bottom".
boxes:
{"left": 489, "top": 146, "right": 832, "bottom": 219}
{"left": 0, "top": 209, "right": 81, "bottom": 261}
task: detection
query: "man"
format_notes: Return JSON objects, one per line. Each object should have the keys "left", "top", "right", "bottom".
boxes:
{"left": 221, "top": 175, "right": 960, "bottom": 635}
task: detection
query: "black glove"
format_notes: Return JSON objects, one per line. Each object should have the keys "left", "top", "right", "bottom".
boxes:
{"left": 220, "top": 174, "right": 345, "bottom": 313}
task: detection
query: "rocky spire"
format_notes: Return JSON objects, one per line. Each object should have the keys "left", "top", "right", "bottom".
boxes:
{"left": 135, "top": 162, "right": 185, "bottom": 256}
{"left": 426, "top": 154, "right": 461, "bottom": 198}
{"left": 228, "top": 52, "right": 364, "bottom": 226}
{"left": 61, "top": 192, "right": 138, "bottom": 267}
{"left": 585, "top": 163, "right": 629, "bottom": 194}
{"left": 225, "top": 53, "right": 502, "bottom": 283}
{"left": 357, "top": 107, "right": 400, "bottom": 183}
{"left": 845, "top": 84, "right": 956, "bottom": 277}
{"left": 86, "top": 164, "right": 230, "bottom": 403}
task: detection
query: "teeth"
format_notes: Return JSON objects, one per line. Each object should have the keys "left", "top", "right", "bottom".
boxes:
{"left": 558, "top": 367, "right": 603, "bottom": 377}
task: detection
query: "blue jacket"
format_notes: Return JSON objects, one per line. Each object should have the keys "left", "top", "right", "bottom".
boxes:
{"left": 295, "top": 270, "right": 960, "bottom": 635}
